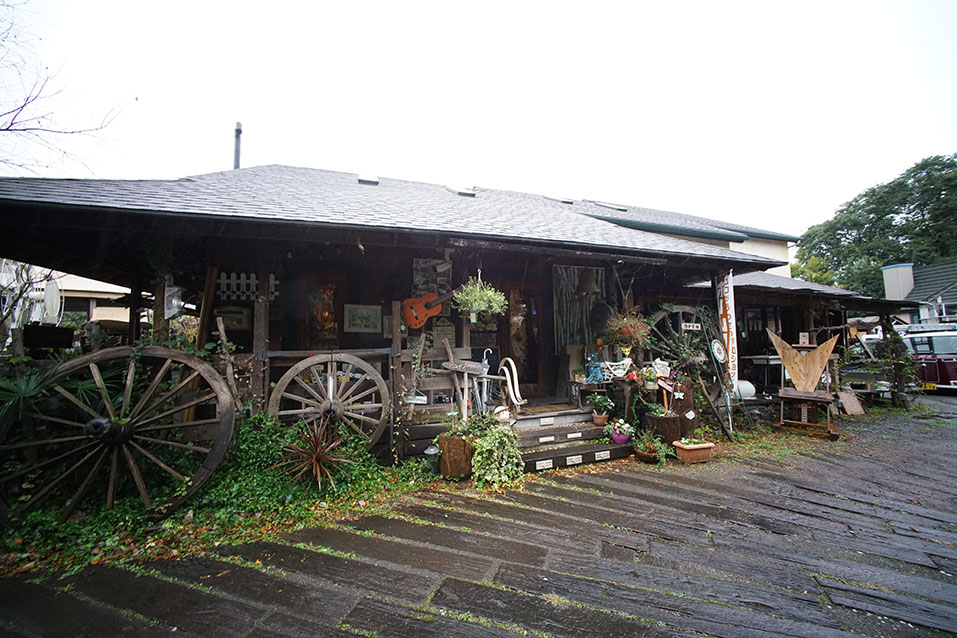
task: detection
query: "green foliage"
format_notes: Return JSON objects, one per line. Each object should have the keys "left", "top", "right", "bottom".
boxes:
{"left": 586, "top": 393, "right": 614, "bottom": 415}
{"left": 603, "top": 307, "right": 651, "bottom": 348}
{"left": 470, "top": 426, "right": 524, "bottom": 490}
{"left": 633, "top": 429, "right": 674, "bottom": 466}
{"left": 603, "top": 418, "right": 634, "bottom": 437}
{"left": 795, "top": 154, "right": 957, "bottom": 297}
{"left": 452, "top": 277, "right": 508, "bottom": 317}
{"left": 790, "top": 255, "right": 837, "bottom": 286}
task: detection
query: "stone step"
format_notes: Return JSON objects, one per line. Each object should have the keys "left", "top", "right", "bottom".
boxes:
{"left": 521, "top": 442, "right": 632, "bottom": 473}
{"left": 514, "top": 423, "right": 604, "bottom": 449}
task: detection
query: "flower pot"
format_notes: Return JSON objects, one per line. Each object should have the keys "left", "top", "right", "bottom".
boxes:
{"left": 438, "top": 433, "right": 474, "bottom": 479}
{"left": 634, "top": 449, "right": 659, "bottom": 464}
{"left": 610, "top": 432, "right": 631, "bottom": 444}
{"left": 644, "top": 413, "right": 680, "bottom": 443}
{"left": 643, "top": 381, "right": 658, "bottom": 391}
{"left": 672, "top": 440, "right": 715, "bottom": 464}
{"left": 592, "top": 414, "right": 609, "bottom": 426}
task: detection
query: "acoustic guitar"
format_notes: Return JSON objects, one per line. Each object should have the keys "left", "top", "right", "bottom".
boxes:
{"left": 401, "top": 290, "right": 458, "bottom": 329}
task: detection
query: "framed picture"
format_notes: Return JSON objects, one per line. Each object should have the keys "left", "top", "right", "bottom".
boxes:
{"left": 344, "top": 304, "right": 382, "bottom": 333}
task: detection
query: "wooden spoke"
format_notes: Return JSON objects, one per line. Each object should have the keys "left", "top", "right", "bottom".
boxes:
{"left": 106, "top": 447, "right": 119, "bottom": 509}
{"left": 343, "top": 411, "right": 379, "bottom": 425}
{"left": 24, "top": 411, "right": 85, "bottom": 428}
{"left": 15, "top": 447, "right": 101, "bottom": 516}
{"left": 277, "top": 407, "right": 324, "bottom": 418}
{"left": 127, "top": 441, "right": 186, "bottom": 482}
{"left": 121, "top": 444, "right": 152, "bottom": 508}
{"left": 335, "top": 363, "right": 355, "bottom": 399}
{"left": 121, "top": 358, "right": 137, "bottom": 417}
{"left": 133, "top": 392, "right": 216, "bottom": 429}
{"left": 308, "top": 365, "right": 328, "bottom": 400}
{"left": 60, "top": 448, "right": 109, "bottom": 522}
{"left": 89, "top": 363, "right": 116, "bottom": 420}
{"left": 0, "top": 442, "right": 97, "bottom": 485}
{"left": 128, "top": 359, "right": 172, "bottom": 419}
{"left": 292, "top": 375, "right": 325, "bottom": 404}
{"left": 344, "top": 402, "right": 383, "bottom": 413}
{"left": 0, "top": 435, "right": 89, "bottom": 451}
{"left": 136, "top": 417, "right": 221, "bottom": 433}
{"left": 342, "top": 418, "right": 366, "bottom": 438}
{"left": 338, "top": 372, "right": 371, "bottom": 403}
{"left": 138, "top": 370, "right": 201, "bottom": 420}
{"left": 342, "top": 384, "right": 378, "bottom": 406}
{"left": 52, "top": 385, "right": 102, "bottom": 420}
{"left": 133, "top": 436, "right": 210, "bottom": 454}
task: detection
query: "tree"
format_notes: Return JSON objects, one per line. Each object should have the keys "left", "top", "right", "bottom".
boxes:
{"left": 794, "top": 154, "right": 957, "bottom": 298}
{"left": 0, "top": 1, "right": 110, "bottom": 172}
{"left": 789, "top": 255, "right": 836, "bottom": 287}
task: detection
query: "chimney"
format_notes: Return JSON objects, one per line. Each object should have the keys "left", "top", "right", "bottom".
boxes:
{"left": 880, "top": 263, "right": 914, "bottom": 300}
{"left": 234, "top": 122, "right": 242, "bottom": 169}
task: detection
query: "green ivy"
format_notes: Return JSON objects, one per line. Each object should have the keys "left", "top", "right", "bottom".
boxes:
{"left": 470, "top": 426, "right": 524, "bottom": 490}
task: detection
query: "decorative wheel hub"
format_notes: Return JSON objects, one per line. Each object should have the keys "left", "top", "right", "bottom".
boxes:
{"left": 320, "top": 399, "right": 345, "bottom": 421}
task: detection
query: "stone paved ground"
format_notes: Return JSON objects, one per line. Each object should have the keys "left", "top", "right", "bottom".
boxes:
{"left": 1, "top": 398, "right": 956, "bottom": 637}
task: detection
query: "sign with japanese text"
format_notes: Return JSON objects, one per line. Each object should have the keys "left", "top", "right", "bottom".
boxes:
{"left": 716, "top": 271, "right": 738, "bottom": 389}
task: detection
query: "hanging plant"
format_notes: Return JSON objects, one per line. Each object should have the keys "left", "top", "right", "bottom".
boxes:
{"left": 452, "top": 277, "right": 508, "bottom": 317}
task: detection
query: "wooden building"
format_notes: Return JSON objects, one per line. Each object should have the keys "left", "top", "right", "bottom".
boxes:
{"left": 0, "top": 165, "right": 785, "bottom": 463}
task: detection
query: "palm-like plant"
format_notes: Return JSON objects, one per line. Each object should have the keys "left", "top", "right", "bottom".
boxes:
{"left": 271, "top": 417, "right": 354, "bottom": 490}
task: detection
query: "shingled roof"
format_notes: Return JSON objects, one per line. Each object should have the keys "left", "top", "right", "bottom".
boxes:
{"left": 580, "top": 202, "right": 801, "bottom": 243}
{"left": 0, "top": 164, "right": 784, "bottom": 268}
{"left": 907, "top": 261, "right": 957, "bottom": 306}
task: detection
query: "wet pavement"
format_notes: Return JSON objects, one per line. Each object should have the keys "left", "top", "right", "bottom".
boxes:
{"left": 2, "top": 397, "right": 956, "bottom": 637}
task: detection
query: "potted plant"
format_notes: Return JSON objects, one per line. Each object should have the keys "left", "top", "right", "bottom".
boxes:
{"left": 604, "top": 307, "right": 651, "bottom": 357}
{"left": 435, "top": 412, "right": 496, "bottom": 479}
{"left": 587, "top": 393, "right": 614, "bottom": 426}
{"left": 640, "top": 366, "right": 658, "bottom": 390}
{"left": 604, "top": 418, "right": 635, "bottom": 444}
{"left": 633, "top": 429, "right": 672, "bottom": 466}
{"left": 644, "top": 403, "right": 680, "bottom": 443}
{"left": 672, "top": 432, "right": 715, "bottom": 464}
{"left": 452, "top": 276, "right": 508, "bottom": 322}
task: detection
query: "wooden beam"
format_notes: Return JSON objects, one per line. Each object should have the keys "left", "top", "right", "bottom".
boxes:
{"left": 251, "top": 269, "right": 270, "bottom": 410}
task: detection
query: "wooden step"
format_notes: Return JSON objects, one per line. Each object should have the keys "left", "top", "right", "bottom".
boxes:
{"left": 512, "top": 407, "right": 592, "bottom": 430}
{"left": 521, "top": 442, "right": 632, "bottom": 473}
{"left": 514, "top": 423, "right": 604, "bottom": 449}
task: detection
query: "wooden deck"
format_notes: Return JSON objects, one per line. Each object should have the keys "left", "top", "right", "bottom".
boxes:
{"left": 2, "top": 406, "right": 956, "bottom": 636}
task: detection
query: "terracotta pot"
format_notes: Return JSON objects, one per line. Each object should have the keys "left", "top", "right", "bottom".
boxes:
{"left": 610, "top": 432, "right": 631, "bottom": 444}
{"left": 592, "top": 414, "right": 609, "bottom": 426}
{"left": 644, "top": 413, "right": 680, "bottom": 443}
{"left": 672, "top": 440, "right": 715, "bottom": 464}
{"left": 438, "top": 433, "right": 474, "bottom": 479}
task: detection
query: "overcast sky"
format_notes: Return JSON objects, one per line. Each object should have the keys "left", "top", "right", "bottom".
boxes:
{"left": 5, "top": 0, "right": 956, "bottom": 237}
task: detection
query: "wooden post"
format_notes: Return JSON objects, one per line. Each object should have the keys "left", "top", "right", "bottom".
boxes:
{"left": 152, "top": 278, "right": 169, "bottom": 344}
{"left": 195, "top": 263, "right": 219, "bottom": 348}
{"left": 251, "top": 269, "right": 270, "bottom": 410}
{"left": 391, "top": 300, "right": 402, "bottom": 462}
{"left": 127, "top": 282, "right": 141, "bottom": 345}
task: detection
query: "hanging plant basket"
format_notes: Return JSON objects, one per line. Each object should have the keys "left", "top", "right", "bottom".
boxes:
{"left": 452, "top": 277, "right": 507, "bottom": 317}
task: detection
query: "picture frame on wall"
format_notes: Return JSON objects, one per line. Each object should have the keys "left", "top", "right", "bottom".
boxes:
{"left": 344, "top": 304, "right": 383, "bottom": 333}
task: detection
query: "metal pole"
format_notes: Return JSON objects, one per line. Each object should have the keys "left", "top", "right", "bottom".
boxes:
{"left": 234, "top": 122, "right": 242, "bottom": 169}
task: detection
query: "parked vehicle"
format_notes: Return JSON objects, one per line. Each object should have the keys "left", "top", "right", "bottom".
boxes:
{"left": 899, "top": 324, "right": 957, "bottom": 391}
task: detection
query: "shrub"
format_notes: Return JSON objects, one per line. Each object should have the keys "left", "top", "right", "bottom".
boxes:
{"left": 471, "top": 426, "right": 524, "bottom": 490}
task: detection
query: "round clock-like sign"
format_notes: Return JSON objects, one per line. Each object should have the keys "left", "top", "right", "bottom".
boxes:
{"left": 710, "top": 338, "right": 727, "bottom": 363}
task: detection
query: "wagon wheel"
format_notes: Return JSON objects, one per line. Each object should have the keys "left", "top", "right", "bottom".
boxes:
{"left": 267, "top": 353, "right": 390, "bottom": 451}
{"left": 0, "top": 346, "right": 235, "bottom": 523}
{"left": 648, "top": 305, "right": 708, "bottom": 365}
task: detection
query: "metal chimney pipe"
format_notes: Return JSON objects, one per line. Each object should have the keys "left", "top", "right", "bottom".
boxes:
{"left": 234, "top": 122, "right": 242, "bottom": 169}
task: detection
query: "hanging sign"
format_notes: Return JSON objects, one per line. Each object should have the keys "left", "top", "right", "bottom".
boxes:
{"left": 716, "top": 271, "right": 739, "bottom": 390}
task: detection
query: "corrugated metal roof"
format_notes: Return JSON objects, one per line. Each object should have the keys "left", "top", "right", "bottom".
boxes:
{"left": 0, "top": 164, "right": 785, "bottom": 267}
